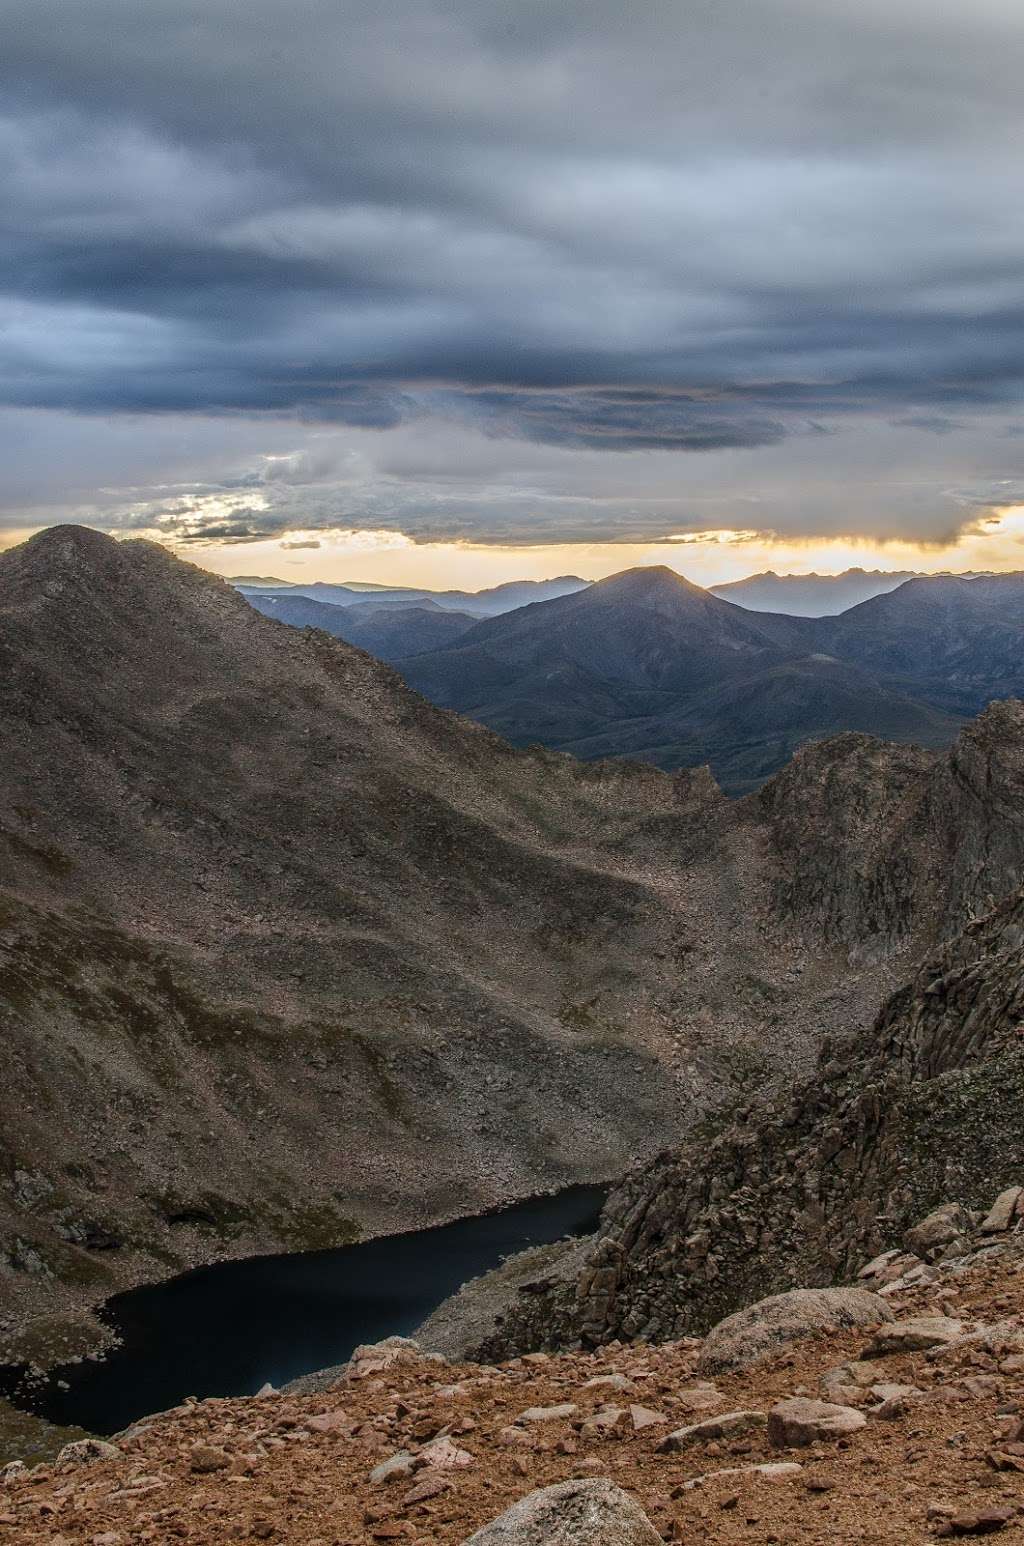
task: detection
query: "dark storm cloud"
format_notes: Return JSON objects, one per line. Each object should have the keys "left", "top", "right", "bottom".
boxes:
{"left": 4, "top": 0, "right": 1024, "bottom": 543}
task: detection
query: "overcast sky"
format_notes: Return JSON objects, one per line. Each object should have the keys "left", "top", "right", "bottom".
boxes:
{"left": 3, "top": 0, "right": 1024, "bottom": 581}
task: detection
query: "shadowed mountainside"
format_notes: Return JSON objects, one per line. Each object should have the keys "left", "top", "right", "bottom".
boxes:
{"left": 246, "top": 591, "right": 478, "bottom": 659}
{"left": 398, "top": 567, "right": 964, "bottom": 793}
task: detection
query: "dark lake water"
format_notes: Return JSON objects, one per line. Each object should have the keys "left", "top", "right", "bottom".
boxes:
{"left": 0, "top": 1185, "right": 605, "bottom": 1437}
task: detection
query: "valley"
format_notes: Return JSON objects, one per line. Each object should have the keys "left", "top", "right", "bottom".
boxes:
{"left": 0, "top": 529, "right": 923, "bottom": 1363}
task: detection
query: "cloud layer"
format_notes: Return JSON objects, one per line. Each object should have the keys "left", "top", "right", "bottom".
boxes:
{"left": 3, "top": 0, "right": 1024, "bottom": 547}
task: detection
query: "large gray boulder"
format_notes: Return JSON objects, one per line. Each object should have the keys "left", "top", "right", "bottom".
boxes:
{"left": 697, "top": 1286, "right": 893, "bottom": 1374}
{"left": 461, "top": 1478, "right": 662, "bottom": 1545}
{"left": 903, "top": 1203, "right": 974, "bottom": 1262}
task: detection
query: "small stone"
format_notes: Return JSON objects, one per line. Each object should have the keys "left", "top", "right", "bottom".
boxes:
{"left": 630, "top": 1404, "right": 668, "bottom": 1431}
{"left": 370, "top": 1452, "right": 417, "bottom": 1485}
{"left": 401, "top": 1473, "right": 454, "bottom": 1506}
{"left": 582, "top": 1373, "right": 638, "bottom": 1395}
{"left": 516, "top": 1403, "right": 578, "bottom": 1424}
{"left": 419, "top": 1437, "right": 474, "bottom": 1470}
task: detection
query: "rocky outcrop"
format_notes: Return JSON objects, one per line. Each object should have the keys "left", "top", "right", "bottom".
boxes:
{"left": 454, "top": 885, "right": 1024, "bottom": 1359}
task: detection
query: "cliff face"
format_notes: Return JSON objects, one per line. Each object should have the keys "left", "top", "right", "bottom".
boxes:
{"left": 460, "top": 883, "right": 1024, "bottom": 1359}
{"left": 754, "top": 700, "right": 1024, "bottom": 949}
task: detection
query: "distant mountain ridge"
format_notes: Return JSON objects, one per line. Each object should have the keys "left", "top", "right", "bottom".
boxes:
{"left": 396, "top": 565, "right": 974, "bottom": 793}
{"left": 247, "top": 591, "right": 477, "bottom": 659}
{"left": 709, "top": 567, "right": 923, "bottom": 615}
{"left": 231, "top": 573, "right": 590, "bottom": 617}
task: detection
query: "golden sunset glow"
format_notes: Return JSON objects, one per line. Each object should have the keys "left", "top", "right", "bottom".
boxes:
{"left": 156, "top": 506, "right": 1024, "bottom": 592}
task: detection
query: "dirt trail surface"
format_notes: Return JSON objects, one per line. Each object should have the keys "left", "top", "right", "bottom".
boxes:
{"left": 5, "top": 1241, "right": 1024, "bottom": 1545}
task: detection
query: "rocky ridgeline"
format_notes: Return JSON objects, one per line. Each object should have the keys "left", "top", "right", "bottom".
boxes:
{"left": 757, "top": 699, "right": 1024, "bottom": 946}
{"left": 443, "top": 886, "right": 1024, "bottom": 1361}
{"left": 4, "top": 1194, "right": 1024, "bottom": 1543}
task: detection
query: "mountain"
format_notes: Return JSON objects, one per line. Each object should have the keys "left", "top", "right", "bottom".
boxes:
{"left": 710, "top": 567, "right": 922, "bottom": 616}
{"left": 398, "top": 566, "right": 962, "bottom": 794}
{"left": 225, "top": 574, "right": 296, "bottom": 588}
{"left": 247, "top": 590, "right": 478, "bottom": 659}
{"left": 416, "top": 702, "right": 1024, "bottom": 1361}
{"left": 233, "top": 575, "right": 590, "bottom": 617}
{"left": 817, "top": 571, "right": 1024, "bottom": 712}
{"left": 235, "top": 580, "right": 377, "bottom": 607}
{"left": 443, "top": 575, "right": 589, "bottom": 616}
{"left": 2, "top": 527, "right": 929, "bottom": 1356}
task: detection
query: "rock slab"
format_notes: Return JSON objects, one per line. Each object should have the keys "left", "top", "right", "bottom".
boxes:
{"left": 768, "top": 1397, "right": 867, "bottom": 1448}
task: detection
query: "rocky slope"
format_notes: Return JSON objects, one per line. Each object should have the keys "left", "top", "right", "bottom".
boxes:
{"left": 431, "top": 851, "right": 1024, "bottom": 1362}
{"left": 2, "top": 527, "right": 961, "bottom": 1359}
{"left": 4, "top": 1193, "right": 1024, "bottom": 1542}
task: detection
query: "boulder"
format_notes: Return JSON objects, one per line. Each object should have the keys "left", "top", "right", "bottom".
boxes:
{"left": 697, "top": 1287, "right": 893, "bottom": 1375}
{"left": 657, "top": 1410, "right": 767, "bottom": 1451}
{"left": 768, "top": 1397, "right": 866, "bottom": 1448}
{"left": 347, "top": 1335, "right": 441, "bottom": 1380}
{"left": 904, "top": 1203, "right": 974, "bottom": 1262}
{"left": 863, "top": 1316, "right": 965, "bottom": 1356}
{"left": 980, "top": 1188, "right": 1023, "bottom": 1235}
{"left": 56, "top": 1439, "right": 121, "bottom": 1468}
{"left": 858, "top": 1247, "right": 903, "bottom": 1279}
{"left": 933, "top": 1506, "right": 1017, "bottom": 1537}
{"left": 461, "top": 1478, "right": 662, "bottom": 1545}
{"left": 822, "top": 1359, "right": 886, "bottom": 1391}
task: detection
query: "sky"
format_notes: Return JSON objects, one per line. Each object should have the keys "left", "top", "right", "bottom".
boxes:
{"left": 4, "top": 0, "right": 1024, "bottom": 589}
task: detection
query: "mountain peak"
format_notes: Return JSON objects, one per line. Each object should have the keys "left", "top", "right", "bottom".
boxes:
{"left": 593, "top": 565, "right": 708, "bottom": 601}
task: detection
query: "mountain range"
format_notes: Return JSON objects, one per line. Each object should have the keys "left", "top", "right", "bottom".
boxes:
{"left": 5, "top": 527, "right": 1016, "bottom": 1362}
{"left": 232, "top": 564, "right": 1024, "bottom": 794}
{"left": 395, "top": 566, "right": 1018, "bottom": 793}
{"left": 231, "top": 574, "right": 589, "bottom": 617}
{"left": 707, "top": 567, "right": 925, "bottom": 615}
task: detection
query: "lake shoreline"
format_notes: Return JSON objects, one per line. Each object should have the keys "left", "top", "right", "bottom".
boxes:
{"left": 0, "top": 1184, "right": 608, "bottom": 1451}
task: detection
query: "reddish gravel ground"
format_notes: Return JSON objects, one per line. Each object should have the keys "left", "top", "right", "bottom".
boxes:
{"left": 3, "top": 1254, "right": 1024, "bottom": 1546}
